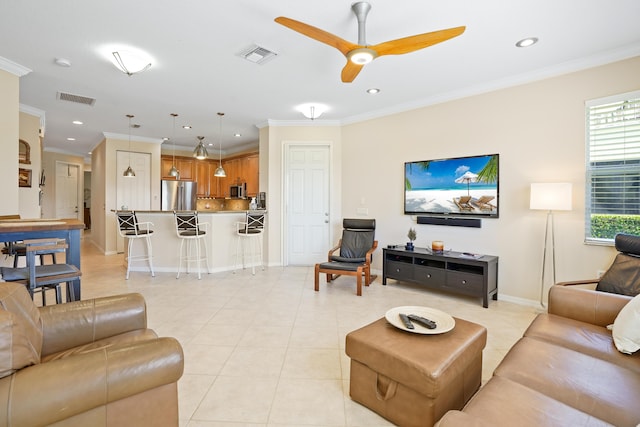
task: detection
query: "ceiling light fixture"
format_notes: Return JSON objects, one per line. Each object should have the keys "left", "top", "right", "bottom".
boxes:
{"left": 168, "top": 113, "right": 179, "bottom": 178}
{"left": 367, "top": 88, "right": 380, "bottom": 94}
{"left": 193, "top": 136, "right": 209, "bottom": 160}
{"left": 515, "top": 37, "right": 539, "bottom": 48}
{"left": 297, "top": 103, "right": 327, "bottom": 120}
{"left": 112, "top": 51, "right": 152, "bottom": 76}
{"left": 234, "top": 133, "right": 241, "bottom": 138}
{"left": 347, "top": 48, "right": 377, "bottom": 65}
{"left": 67, "top": 137, "right": 75, "bottom": 141}
{"left": 55, "top": 58, "right": 71, "bottom": 67}
{"left": 123, "top": 114, "right": 136, "bottom": 177}
{"left": 72, "top": 120, "right": 83, "bottom": 125}
{"left": 182, "top": 125, "right": 191, "bottom": 129}
{"left": 214, "top": 113, "right": 227, "bottom": 178}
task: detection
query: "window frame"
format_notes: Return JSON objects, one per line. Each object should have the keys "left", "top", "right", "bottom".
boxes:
{"left": 585, "top": 90, "right": 640, "bottom": 245}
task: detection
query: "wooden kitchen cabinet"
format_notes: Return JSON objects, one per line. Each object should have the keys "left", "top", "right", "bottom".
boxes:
{"left": 161, "top": 155, "right": 194, "bottom": 180}
{"left": 195, "top": 161, "right": 209, "bottom": 197}
{"left": 163, "top": 152, "right": 258, "bottom": 198}
{"left": 243, "top": 154, "right": 259, "bottom": 196}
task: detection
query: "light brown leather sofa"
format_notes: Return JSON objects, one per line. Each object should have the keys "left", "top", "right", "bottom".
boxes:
{"left": 0, "top": 282, "right": 184, "bottom": 427}
{"left": 436, "top": 282, "right": 639, "bottom": 427}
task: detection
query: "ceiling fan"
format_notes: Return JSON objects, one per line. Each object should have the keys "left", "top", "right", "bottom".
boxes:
{"left": 275, "top": 2, "right": 465, "bottom": 83}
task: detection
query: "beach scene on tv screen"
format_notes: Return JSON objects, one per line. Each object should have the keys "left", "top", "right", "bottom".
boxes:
{"left": 405, "top": 154, "right": 498, "bottom": 215}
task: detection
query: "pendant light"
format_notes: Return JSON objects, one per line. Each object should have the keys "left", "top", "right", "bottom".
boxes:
{"left": 193, "top": 136, "right": 208, "bottom": 160}
{"left": 168, "top": 113, "right": 179, "bottom": 178}
{"left": 214, "top": 112, "right": 226, "bottom": 177}
{"left": 123, "top": 114, "right": 135, "bottom": 177}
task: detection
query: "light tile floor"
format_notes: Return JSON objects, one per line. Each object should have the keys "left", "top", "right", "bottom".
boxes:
{"left": 62, "top": 235, "right": 538, "bottom": 426}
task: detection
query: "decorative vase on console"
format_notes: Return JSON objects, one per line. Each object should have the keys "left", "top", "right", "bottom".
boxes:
{"left": 406, "top": 228, "right": 417, "bottom": 251}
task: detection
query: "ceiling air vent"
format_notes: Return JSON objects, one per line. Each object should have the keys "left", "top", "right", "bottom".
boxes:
{"left": 237, "top": 44, "right": 277, "bottom": 65}
{"left": 57, "top": 91, "right": 96, "bottom": 106}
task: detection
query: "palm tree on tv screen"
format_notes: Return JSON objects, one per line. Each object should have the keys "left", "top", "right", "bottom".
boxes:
{"left": 406, "top": 161, "right": 430, "bottom": 190}
{"left": 476, "top": 155, "right": 498, "bottom": 184}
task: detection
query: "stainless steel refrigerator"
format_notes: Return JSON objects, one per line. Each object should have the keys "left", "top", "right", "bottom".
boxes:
{"left": 161, "top": 180, "right": 197, "bottom": 210}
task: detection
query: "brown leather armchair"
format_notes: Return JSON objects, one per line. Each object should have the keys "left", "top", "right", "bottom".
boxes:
{"left": 0, "top": 282, "right": 184, "bottom": 427}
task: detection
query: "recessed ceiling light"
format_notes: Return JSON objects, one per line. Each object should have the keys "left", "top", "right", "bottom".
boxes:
{"left": 234, "top": 133, "right": 241, "bottom": 138}
{"left": 516, "top": 37, "right": 538, "bottom": 48}
{"left": 67, "top": 137, "right": 76, "bottom": 141}
{"left": 183, "top": 125, "right": 192, "bottom": 129}
{"left": 55, "top": 58, "right": 71, "bottom": 67}
{"left": 367, "top": 88, "right": 380, "bottom": 94}
{"left": 162, "top": 137, "right": 169, "bottom": 141}
{"left": 88, "top": 151, "right": 92, "bottom": 155}
{"left": 72, "top": 120, "right": 83, "bottom": 125}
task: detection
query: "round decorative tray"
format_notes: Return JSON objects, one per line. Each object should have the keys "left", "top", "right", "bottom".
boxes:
{"left": 385, "top": 306, "right": 456, "bottom": 334}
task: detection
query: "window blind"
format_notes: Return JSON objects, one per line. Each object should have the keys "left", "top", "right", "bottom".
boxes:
{"left": 585, "top": 91, "right": 640, "bottom": 243}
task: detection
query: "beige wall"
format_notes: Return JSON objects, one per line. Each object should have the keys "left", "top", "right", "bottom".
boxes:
{"left": 18, "top": 112, "right": 42, "bottom": 218}
{"left": 41, "top": 151, "right": 85, "bottom": 220}
{"left": 262, "top": 124, "right": 342, "bottom": 267}
{"left": 338, "top": 56, "right": 640, "bottom": 304}
{"left": 0, "top": 70, "right": 19, "bottom": 215}
{"left": 91, "top": 134, "right": 162, "bottom": 254}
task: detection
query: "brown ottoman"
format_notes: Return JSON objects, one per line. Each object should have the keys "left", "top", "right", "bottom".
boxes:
{"left": 345, "top": 317, "right": 486, "bottom": 427}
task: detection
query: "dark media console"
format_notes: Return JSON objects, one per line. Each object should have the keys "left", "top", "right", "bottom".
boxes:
{"left": 383, "top": 247, "right": 498, "bottom": 308}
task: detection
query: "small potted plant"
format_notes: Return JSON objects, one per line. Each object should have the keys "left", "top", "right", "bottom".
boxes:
{"left": 406, "top": 227, "right": 417, "bottom": 251}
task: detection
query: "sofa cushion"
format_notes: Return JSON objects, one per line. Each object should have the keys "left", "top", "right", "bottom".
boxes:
{"left": 612, "top": 293, "right": 640, "bottom": 354}
{"left": 524, "top": 313, "right": 640, "bottom": 373}
{"left": 596, "top": 253, "right": 640, "bottom": 296}
{"left": 0, "top": 282, "right": 43, "bottom": 378}
{"left": 494, "top": 337, "right": 640, "bottom": 427}
{"left": 436, "top": 376, "right": 613, "bottom": 427}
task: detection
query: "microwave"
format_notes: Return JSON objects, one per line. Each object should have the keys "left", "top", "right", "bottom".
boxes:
{"left": 230, "top": 184, "right": 246, "bottom": 198}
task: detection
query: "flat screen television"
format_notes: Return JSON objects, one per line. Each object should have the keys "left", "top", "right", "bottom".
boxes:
{"left": 404, "top": 153, "right": 499, "bottom": 218}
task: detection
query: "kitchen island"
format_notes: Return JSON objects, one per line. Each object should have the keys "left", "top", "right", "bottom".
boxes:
{"left": 123, "top": 210, "right": 265, "bottom": 275}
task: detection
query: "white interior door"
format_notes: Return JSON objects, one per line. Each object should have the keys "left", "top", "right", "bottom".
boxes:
{"left": 116, "top": 151, "right": 152, "bottom": 252}
{"left": 286, "top": 144, "right": 330, "bottom": 265}
{"left": 55, "top": 162, "right": 80, "bottom": 219}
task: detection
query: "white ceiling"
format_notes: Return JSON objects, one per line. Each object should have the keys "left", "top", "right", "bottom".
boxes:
{"left": 2, "top": 0, "right": 640, "bottom": 160}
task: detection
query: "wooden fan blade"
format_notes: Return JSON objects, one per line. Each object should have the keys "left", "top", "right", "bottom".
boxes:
{"left": 275, "top": 16, "right": 358, "bottom": 56}
{"left": 341, "top": 61, "right": 364, "bottom": 83}
{"left": 372, "top": 26, "right": 466, "bottom": 56}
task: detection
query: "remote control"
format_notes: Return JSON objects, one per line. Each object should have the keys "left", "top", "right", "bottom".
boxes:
{"left": 399, "top": 313, "right": 414, "bottom": 329}
{"left": 407, "top": 314, "right": 437, "bottom": 329}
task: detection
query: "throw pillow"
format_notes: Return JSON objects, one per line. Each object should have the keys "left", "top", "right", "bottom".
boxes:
{"left": 596, "top": 253, "right": 640, "bottom": 296}
{"left": 612, "top": 293, "right": 640, "bottom": 354}
{"left": 0, "top": 282, "right": 43, "bottom": 378}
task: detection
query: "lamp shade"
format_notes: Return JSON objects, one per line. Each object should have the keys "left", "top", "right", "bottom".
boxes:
{"left": 530, "top": 183, "right": 572, "bottom": 211}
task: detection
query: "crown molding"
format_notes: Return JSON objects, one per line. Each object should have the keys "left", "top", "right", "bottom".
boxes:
{"left": 0, "top": 56, "right": 32, "bottom": 76}
{"left": 102, "top": 132, "right": 164, "bottom": 144}
{"left": 257, "top": 119, "right": 342, "bottom": 129}
{"left": 342, "top": 43, "right": 640, "bottom": 126}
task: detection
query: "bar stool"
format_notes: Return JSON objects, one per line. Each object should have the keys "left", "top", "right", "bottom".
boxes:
{"left": 0, "top": 238, "right": 81, "bottom": 305}
{"left": 234, "top": 212, "right": 265, "bottom": 275}
{"left": 174, "top": 211, "right": 210, "bottom": 280}
{"left": 116, "top": 211, "right": 155, "bottom": 280}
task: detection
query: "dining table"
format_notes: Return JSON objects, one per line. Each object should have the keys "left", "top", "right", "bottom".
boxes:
{"left": 0, "top": 218, "right": 84, "bottom": 300}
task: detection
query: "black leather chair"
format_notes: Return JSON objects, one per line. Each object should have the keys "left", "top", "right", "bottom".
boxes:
{"left": 557, "top": 233, "right": 640, "bottom": 297}
{"left": 314, "top": 219, "right": 377, "bottom": 296}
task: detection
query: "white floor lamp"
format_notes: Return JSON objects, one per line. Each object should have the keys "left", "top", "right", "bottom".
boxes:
{"left": 530, "top": 183, "right": 572, "bottom": 308}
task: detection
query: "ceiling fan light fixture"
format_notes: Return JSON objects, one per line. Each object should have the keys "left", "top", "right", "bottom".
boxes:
{"left": 193, "top": 136, "right": 209, "bottom": 160}
{"left": 347, "top": 48, "right": 377, "bottom": 65}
